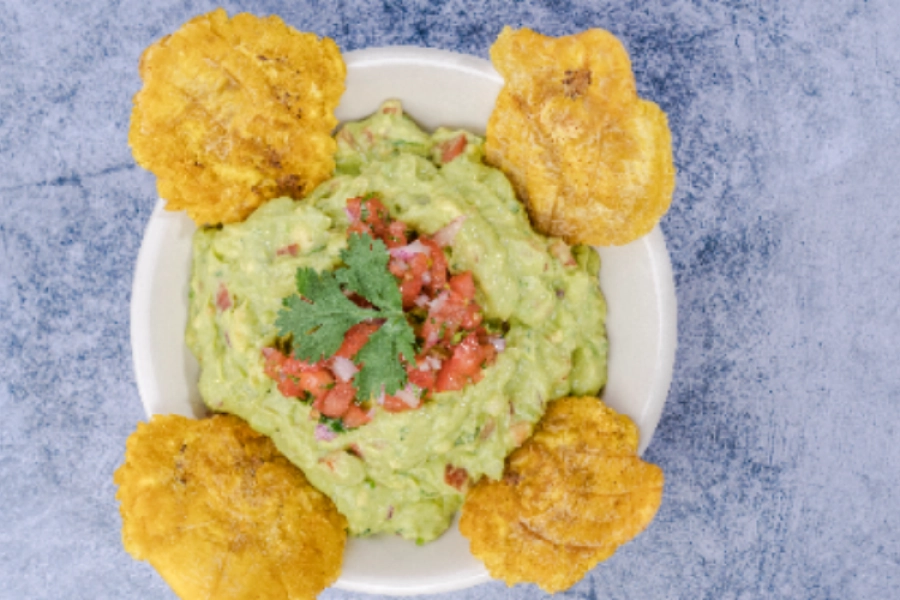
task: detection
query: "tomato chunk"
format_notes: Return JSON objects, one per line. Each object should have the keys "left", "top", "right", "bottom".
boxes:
{"left": 406, "top": 360, "right": 437, "bottom": 395}
{"left": 276, "top": 243, "right": 299, "bottom": 257}
{"left": 335, "top": 322, "right": 381, "bottom": 359}
{"left": 384, "top": 220, "right": 408, "bottom": 248}
{"left": 419, "top": 238, "right": 447, "bottom": 293}
{"left": 216, "top": 283, "right": 232, "bottom": 311}
{"left": 438, "top": 135, "right": 467, "bottom": 163}
{"left": 435, "top": 332, "right": 486, "bottom": 392}
{"left": 343, "top": 404, "right": 372, "bottom": 428}
{"left": 397, "top": 253, "right": 430, "bottom": 309}
{"left": 444, "top": 464, "right": 469, "bottom": 490}
{"left": 314, "top": 381, "right": 356, "bottom": 418}
{"left": 448, "top": 272, "right": 475, "bottom": 300}
{"left": 381, "top": 393, "right": 421, "bottom": 413}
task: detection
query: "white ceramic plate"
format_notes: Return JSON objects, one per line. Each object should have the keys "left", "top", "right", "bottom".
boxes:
{"left": 130, "top": 46, "right": 677, "bottom": 596}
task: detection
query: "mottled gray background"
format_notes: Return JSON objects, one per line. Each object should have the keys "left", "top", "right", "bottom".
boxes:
{"left": 2, "top": 0, "right": 898, "bottom": 598}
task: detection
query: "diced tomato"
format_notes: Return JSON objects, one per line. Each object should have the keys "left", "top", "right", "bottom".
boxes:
{"left": 381, "top": 393, "right": 420, "bottom": 413}
{"left": 280, "top": 356, "right": 317, "bottom": 375}
{"left": 335, "top": 322, "right": 381, "bottom": 359}
{"left": 346, "top": 197, "right": 363, "bottom": 221}
{"left": 276, "top": 243, "right": 299, "bottom": 257}
{"left": 343, "top": 405, "right": 372, "bottom": 429}
{"left": 438, "top": 135, "right": 467, "bottom": 164}
{"left": 419, "top": 238, "right": 447, "bottom": 293}
{"left": 263, "top": 348, "right": 335, "bottom": 401}
{"left": 346, "top": 197, "right": 372, "bottom": 236}
{"left": 216, "top": 283, "right": 232, "bottom": 311}
{"left": 444, "top": 464, "right": 469, "bottom": 490}
{"left": 397, "top": 253, "right": 429, "bottom": 309}
{"left": 384, "top": 220, "right": 408, "bottom": 248}
{"left": 361, "top": 197, "right": 390, "bottom": 231}
{"left": 420, "top": 286, "right": 478, "bottom": 348}
{"left": 302, "top": 370, "right": 335, "bottom": 399}
{"left": 448, "top": 272, "right": 475, "bottom": 300}
{"left": 400, "top": 278, "right": 423, "bottom": 309}
{"left": 419, "top": 312, "right": 443, "bottom": 349}
{"left": 406, "top": 360, "right": 436, "bottom": 394}
{"left": 435, "top": 332, "right": 486, "bottom": 392}
{"left": 314, "top": 381, "right": 356, "bottom": 418}
{"left": 262, "top": 347, "right": 287, "bottom": 379}
{"left": 475, "top": 328, "right": 497, "bottom": 365}
{"left": 461, "top": 303, "right": 483, "bottom": 330}
{"left": 276, "top": 377, "right": 303, "bottom": 398}
{"left": 277, "top": 369, "right": 334, "bottom": 401}
{"left": 348, "top": 221, "right": 374, "bottom": 237}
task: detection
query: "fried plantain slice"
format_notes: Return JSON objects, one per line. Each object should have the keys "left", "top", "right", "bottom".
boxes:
{"left": 486, "top": 27, "right": 675, "bottom": 246}
{"left": 114, "top": 414, "right": 347, "bottom": 600}
{"left": 531, "top": 394, "right": 639, "bottom": 455}
{"left": 517, "top": 450, "right": 664, "bottom": 549}
{"left": 460, "top": 396, "right": 663, "bottom": 591}
{"left": 129, "top": 8, "right": 345, "bottom": 225}
{"left": 459, "top": 469, "right": 615, "bottom": 593}
{"left": 518, "top": 397, "right": 663, "bottom": 548}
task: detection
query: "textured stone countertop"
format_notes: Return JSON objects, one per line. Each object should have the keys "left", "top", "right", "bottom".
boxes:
{"left": 2, "top": 1, "right": 898, "bottom": 599}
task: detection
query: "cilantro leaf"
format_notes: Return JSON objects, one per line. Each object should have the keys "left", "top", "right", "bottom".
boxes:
{"left": 354, "top": 315, "right": 417, "bottom": 397}
{"left": 275, "top": 232, "right": 418, "bottom": 399}
{"left": 319, "top": 414, "right": 348, "bottom": 433}
{"left": 335, "top": 234, "right": 402, "bottom": 311}
{"left": 275, "top": 267, "right": 373, "bottom": 362}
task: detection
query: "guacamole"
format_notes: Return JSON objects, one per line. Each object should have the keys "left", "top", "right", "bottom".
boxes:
{"left": 185, "top": 100, "right": 608, "bottom": 542}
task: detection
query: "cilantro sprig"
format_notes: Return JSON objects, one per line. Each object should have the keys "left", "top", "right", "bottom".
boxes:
{"left": 275, "top": 233, "right": 417, "bottom": 399}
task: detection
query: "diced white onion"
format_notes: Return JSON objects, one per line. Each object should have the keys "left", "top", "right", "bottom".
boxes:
{"left": 331, "top": 356, "right": 358, "bottom": 382}
{"left": 394, "top": 385, "right": 421, "bottom": 408}
{"left": 432, "top": 216, "right": 466, "bottom": 247}
{"left": 489, "top": 336, "right": 506, "bottom": 353}
{"left": 389, "top": 239, "right": 431, "bottom": 260}
{"left": 429, "top": 290, "right": 449, "bottom": 314}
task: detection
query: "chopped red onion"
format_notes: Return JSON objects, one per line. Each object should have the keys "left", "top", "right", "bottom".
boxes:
{"left": 432, "top": 216, "right": 466, "bottom": 247}
{"left": 315, "top": 424, "right": 337, "bottom": 442}
{"left": 414, "top": 294, "right": 430, "bottom": 308}
{"left": 331, "top": 356, "right": 358, "bottom": 382}
{"left": 489, "top": 336, "right": 506, "bottom": 353}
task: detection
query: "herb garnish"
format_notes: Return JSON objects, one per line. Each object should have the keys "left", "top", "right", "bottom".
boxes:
{"left": 275, "top": 232, "right": 417, "bottom": 400}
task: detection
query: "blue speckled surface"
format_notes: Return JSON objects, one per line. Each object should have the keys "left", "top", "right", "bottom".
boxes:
{"left": 2, "top": 0, "right": 899, "bottom": 598}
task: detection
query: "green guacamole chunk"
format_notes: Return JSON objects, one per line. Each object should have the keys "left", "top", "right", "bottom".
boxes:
{"left": 185, "top": 100, "right": 608, "bottom": 542}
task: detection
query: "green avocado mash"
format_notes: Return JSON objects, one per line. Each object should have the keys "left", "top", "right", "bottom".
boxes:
{"left": 185, "top": 100, "right": 608, "bottom": 542}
